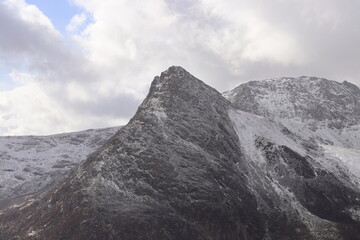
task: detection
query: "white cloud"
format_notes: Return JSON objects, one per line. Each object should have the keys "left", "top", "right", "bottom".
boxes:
{"left": 0, "top": 72, "right": 65, "bottom": 135}
{"left": 66, "top": 13, "right": 87, "bottom": 33}
{"left": 71, "top": 0, "right": 181, "bottom": 93}
{"left": 4, "top": 0, "right": 59, "bottom": 36}
{"left": 70, "top": 0, "right": 310, "bottom": 89}
{"left": 0, "top": 0, "right": 139, "bottom": 135}
{"left": 0, "top": 71, "right": 130, "bottom": 135}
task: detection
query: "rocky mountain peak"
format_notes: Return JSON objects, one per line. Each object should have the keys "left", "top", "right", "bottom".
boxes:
{"left": 148, "top": 65, "right": 224, "bottom": 102}
{"left": 159, "top": 65, "right": 188, "bottom": 78}
{"left": 224, "top": 76, "right": 360, "bottom": 129}
{"left": 133, "top": 66, "right": 230, "bottom": 126}
{"left": 150, "top": 65, "right": 198, "bottom": 92}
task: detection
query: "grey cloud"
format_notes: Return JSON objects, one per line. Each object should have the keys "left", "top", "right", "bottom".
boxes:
{"left": 217, "top": 0, "right": 360, "bottom": 87}
{"left": 66, "top": 94, "right": 141, "bottom": 119}
{"left": 0, "top": 2, "right": 97, "bottom": 84}
{"left": 0, "top": 1, "right": 142, "bottom": 134}
{"left": 160, "top": 0, "right": 360, "bottom": 88}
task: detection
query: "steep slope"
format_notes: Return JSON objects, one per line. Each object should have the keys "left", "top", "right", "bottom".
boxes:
{"left": 224, "top": 77, "right": 360, "bottom": 185}
{"left": 0, "top": 67, "right": 359, "bottom": 240}
{"left": 0, "top": 127, "right": 120, "bottom": 210}
{"left": 229, "top": 109, "right": 360, "bottom": 237}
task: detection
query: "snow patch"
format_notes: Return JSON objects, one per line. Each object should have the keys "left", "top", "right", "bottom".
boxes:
{"left": 322, "top": 145, "right": 360, "bottom": 183}
{"left": 27, "top": 230, "right": 37, "bottom": 236}
{"left": 153, "top": 111, "right": 167, "bottom": 121}
{"left": 347, "top": 207, "right": 360, "bottom": 221}
{"left": 229, "top": 109, "right": 305, "bottom": 165}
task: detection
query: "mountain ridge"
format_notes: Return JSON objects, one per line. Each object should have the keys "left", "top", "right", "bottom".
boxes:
{"left": 0, "top": 126, "right": 121, "bottom": 210}
{"left": 0, "top": 67, "right": 359, "bottom": 240}
{"left": 223, "top": 76, "right": 360, "bottom": 129}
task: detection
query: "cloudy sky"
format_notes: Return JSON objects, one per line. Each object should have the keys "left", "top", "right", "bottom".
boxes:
{"left": 1, "top": 0, "right": 360, "bottom": 135}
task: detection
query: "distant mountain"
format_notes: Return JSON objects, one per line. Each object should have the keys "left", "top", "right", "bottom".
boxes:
{"left": 223, "top": 77, "right": 360, "bottom": 183}
{"left": 0, "top": 67, "right": 359, "bottom": 240}
{"left": 223, "top": 76, "right": 360, "bottom": 129}
{"left": 0, "top": 127, "right": 120, "bottom": 210}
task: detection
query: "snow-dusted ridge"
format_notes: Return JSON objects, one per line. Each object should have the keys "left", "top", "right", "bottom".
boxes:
{"left": 0, "top": 127, "right": 120, "bottom": 209}
{"left": 224, "top": 76, "right": 360, "bottom": 186}
{"left": 224, "top": 76, "right": 360, "bottom": 129}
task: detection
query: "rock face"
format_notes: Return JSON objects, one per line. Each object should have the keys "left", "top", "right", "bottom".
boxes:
{"left": 0, "top": 127, "right": 120, "bottom": 210}
{"left": 0, "top": 67, "right": 359, "bottom": 240}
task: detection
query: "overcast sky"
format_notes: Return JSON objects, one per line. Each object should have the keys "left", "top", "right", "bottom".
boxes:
{"left": 1, "top": 0, "right": 360, "bottom": 135}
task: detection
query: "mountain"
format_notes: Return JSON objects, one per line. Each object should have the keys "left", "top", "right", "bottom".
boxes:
{"left": 223, "top": 76, "right": 360, "bottom": 184}
{"left": 0, "top": 67, "right": 359, "bottom": 240}
{"left": 0, "top": 127, "right": 120, "bottom": 210}
{"left": 223, "top": 76, "right": 360, "bottom": 129}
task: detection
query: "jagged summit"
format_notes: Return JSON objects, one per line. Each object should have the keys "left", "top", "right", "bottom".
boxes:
{"left": 146, "top": 65, "right": 223, "bottom": 104}
{"left": 134, "top": 65, "right": 229, "bottom": 126}
{"left": 159, "top": 65, "right": 188, "bottom": 78}
{"left": 224, "top": 76, "right": 360, "bottom": 128}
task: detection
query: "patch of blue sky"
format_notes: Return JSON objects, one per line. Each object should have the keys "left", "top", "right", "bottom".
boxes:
{"left": 26, "top": 0, "right": 87, "bottom": 35}
{"left": 0, "top": 69, "right": 17, "bottom": 91}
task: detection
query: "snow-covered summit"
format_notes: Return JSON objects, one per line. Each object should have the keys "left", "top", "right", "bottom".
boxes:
{"left": 224, "top": 76, "right": 360, "bottom": 129}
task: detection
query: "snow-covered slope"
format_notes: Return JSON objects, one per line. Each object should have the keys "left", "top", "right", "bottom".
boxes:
{"left": 0, "top": 127, "right": 120, "bottom": 209}
{"left": 0, "top": 67, "right": 359, "bottom": 240}
{"left": 230, "top": 109, "right": 360, "bottom": 230}
{"left": 224, "top": 76, "right": 360, "bottom": 190}
{"left": 322, "top": 145, "right": 360, "bottom": 185}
